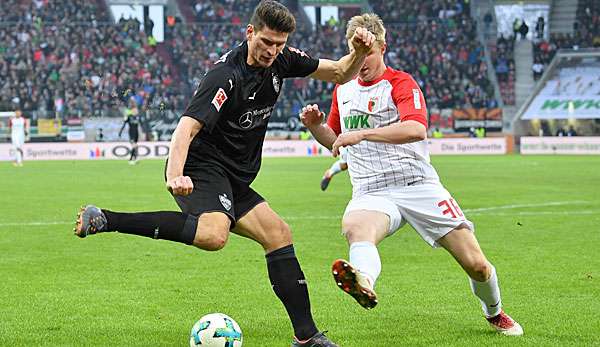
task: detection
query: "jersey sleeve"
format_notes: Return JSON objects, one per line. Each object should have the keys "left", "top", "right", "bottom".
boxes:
{"left": 391, "top": 75, "right": 428, "bottom": 129}
{"left": 182, "top": 67, "right": 234, "bottom": 133}
{"left": 326, "top": 85, "right": 341, "bottom": 136}
{"left": 279, "top": 46, "right": 319, "bottom": 78}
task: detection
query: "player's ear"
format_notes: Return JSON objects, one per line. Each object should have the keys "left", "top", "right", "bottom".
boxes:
{"left": 246, "top": 25, "right": 254, "bottom": 41}
{"left": 381, "top": 42, "right": 387, "bottom": 54}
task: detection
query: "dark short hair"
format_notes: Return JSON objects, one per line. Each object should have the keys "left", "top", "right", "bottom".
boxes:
{"left": 250, "top": 0, "right": 296, "bottom": 33}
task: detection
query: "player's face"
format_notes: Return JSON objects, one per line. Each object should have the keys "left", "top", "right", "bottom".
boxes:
{"left": 246, "top": 25, "right": 288, "bottom": 68}
{"left": 350, "top": 40, "right": 386, "bottom": 82}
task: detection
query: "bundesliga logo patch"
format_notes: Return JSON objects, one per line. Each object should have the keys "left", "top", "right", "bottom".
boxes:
{"left": 211, "top": 88, "right": 228, "bottom": 112}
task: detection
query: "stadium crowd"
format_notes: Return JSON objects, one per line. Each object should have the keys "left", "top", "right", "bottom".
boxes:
{"left": 533, "top": 0, "right": 599, "bottom": 78}
{"left": 2, "top": 0, "right": 499, "bottom": 125}
{"left": 0, "top": 0, "right": 183, "bottom": 122}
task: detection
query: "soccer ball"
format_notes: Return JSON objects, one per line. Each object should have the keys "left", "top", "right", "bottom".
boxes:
{"left": 189, "top": 313, "right": 243, "bottom": 347}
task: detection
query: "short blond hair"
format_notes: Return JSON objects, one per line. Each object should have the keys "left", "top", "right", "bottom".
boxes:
{"left": 345, "top": 13, "right": 386, "bottom": 44}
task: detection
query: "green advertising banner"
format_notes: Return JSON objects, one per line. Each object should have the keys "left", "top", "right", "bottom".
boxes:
{"left": 523, "top": 97, "right": 600, "bottom": 119}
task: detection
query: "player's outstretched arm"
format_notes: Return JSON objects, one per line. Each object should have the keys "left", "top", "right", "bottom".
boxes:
{"left": 331, "top": 121, "right": 426, "bottom": 157}
{"left": 165, "top": 116, "right": 203, "bottom": 196}
{"left": 300, "top": 104, "right": 337, "bottom": 150}
{"left": 118, "top": 118, "right": 127, "bottom": 138}
{"left": 309, "top": 27, "right": 375, "bottom": 84}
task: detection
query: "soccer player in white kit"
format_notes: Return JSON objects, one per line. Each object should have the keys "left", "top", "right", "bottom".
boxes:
{"left": 9, "top": 110, "right": 28, "bottom": 167}
{"left": 300, "top": 14, "right": 523, "bottom": 336}
{"left": 319, "top": 147, "right": 347, "bottom": 191}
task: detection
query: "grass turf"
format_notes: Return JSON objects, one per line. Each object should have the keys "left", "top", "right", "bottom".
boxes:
{"left": 1, "top": 155, "right": 599, "bottom": 346}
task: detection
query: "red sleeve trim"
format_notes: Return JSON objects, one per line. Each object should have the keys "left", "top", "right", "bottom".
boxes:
{"left": 389, "top": 71, "right": 428, "bottom": 130}
{"left": 326, "top": 85, "right": 341, "bottom": 136}
{"left": 402, "top": 114, "right": 428, "bottom": 128}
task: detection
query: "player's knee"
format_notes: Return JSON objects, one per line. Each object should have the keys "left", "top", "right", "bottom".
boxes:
{"left": 196, "top": 226, "right": 229, "bottom": 251}
{"left": 468, "top": 259, "right": 491, "bottom": 282}
{"left": 342, "top": 219, "right": 372, "bottom": 242}
{"left": 261, "top": 220, "right": 292, "bottom": 251}
{"left": 193, "top": 215, "right": 230, "bottom": 251}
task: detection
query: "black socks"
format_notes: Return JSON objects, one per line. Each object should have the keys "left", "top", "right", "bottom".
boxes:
{"left": 102, "top": 210, "right": 197, "bottom": 245}
{"left": 266, "top": 245, "right": 318, "bottom": 340}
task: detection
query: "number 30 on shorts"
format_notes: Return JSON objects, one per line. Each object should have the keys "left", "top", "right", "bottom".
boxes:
{"left": 437, "top": 198, "right": 464, "bottom": 219}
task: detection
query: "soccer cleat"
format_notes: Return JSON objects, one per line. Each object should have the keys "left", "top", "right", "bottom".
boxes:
{"left": 320, "top": 170, "right": 332, "bottom": 191}
{"left": 291, "top": 331, "right": 339, "bottom": 347}
{"left": 74, "top": 205, "right": 107, "bottom": 238}
{"left": 332, "top": 259, "right": 378, "bottom": 309}
{"left": 486, "top": 310, "right": 523, "bottom": 336}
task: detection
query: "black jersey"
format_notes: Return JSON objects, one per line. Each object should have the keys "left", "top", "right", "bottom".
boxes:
{"left": 181, "top": 41, "right": 319, "bottom": 186}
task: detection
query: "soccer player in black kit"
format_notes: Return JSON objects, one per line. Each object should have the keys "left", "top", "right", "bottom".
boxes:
{"left": 118, "top": 99, "right": 141, "bottom": 164}
{"left": 73, "top": 1, "right": 374, "bottom": 346}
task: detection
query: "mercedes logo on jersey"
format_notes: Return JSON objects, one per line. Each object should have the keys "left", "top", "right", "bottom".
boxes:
{"left": 239, "top": 112, "right": 253, "bottom": 129}
{"left": 236, "top": 106, "right": 274, "bottom": 130}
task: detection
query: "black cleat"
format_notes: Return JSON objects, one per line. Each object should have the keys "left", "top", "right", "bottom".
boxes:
{"left": 74, "top": 205, "right": 107, "bottom": 238}
{"left": 291, "top": 331, "right": 339, "bottom": 347}
{"left": 320, "top": 171, "right": 332, "bottom": 191}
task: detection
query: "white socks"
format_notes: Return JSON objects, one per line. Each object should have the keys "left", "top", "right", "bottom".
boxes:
{"left": 469, "top": 265, "right": 502, "bottom": 317}
{"left": 349, "top": 241, "right": 381, "bottom": 287}
{"left": 328, "top": 160, "right": 344, "bottom": 176}
{"left": 15, "top": 148, "right": 23, "bottom": 164}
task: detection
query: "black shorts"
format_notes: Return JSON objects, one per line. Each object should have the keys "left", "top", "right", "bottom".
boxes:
{"left": 129, "top": 128, "right": 139, "bottom": 143}
{"left": 165, "top": 163, "right": 264, "bottom": 228}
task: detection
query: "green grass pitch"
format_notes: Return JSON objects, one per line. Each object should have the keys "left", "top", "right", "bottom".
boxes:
{"left": 1, "top": 155, "right": 599, "bottom": 346}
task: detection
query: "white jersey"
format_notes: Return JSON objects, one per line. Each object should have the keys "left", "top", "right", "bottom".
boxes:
{"left": 327, "top": 67, "right": 439, "bottom": 197}
{"left": 11, "top": 117, "right": 26, "bottom": 137}
{"left": 11, "top": 117, "right": 26, "bottom": 147}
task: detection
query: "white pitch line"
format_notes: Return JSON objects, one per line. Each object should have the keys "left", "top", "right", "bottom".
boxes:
{"left": 0, "top": 221, "right": 73, "bottom": 227}
{"left": 0, "top": 201, "right": 595, "bottom": 227}
{"left": 463, "top": 200, "right": 589, "bottom": 213}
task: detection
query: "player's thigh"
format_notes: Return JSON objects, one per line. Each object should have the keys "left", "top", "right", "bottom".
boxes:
{"left": 342, "top": 209, "right": 390, "bottom": 245}
{"left": 343, "top": 194, "right": 404, "bottom": 244}
{"left": 394, "top": 182, "right": 474, "bottom": 248}
{"left": 12, "top": 137, "right": 24, "bottom": 148}
{"left": 171, "top": 166, "right": 235, "bottom": 248}
{"left": 233, "top": 201, "right": 292, "bottom": 253}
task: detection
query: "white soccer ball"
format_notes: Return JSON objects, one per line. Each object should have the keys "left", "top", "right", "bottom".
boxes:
{"left": 189, "top": 313, "right": 243, "bottom": 347}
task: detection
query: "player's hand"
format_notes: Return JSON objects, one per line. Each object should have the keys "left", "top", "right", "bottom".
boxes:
{"left": 166, "top": 175, "right": 194, "bottom": 196}
{"left": 350, "top": 27, "right": 375, "bottom": 56}
{"left": 332, "top": 131, "right": 365, "bottom": 157}
{"left": 299, "top": 104, "right": 324, "bottom": 127}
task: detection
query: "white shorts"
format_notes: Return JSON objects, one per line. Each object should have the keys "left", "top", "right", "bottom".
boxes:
{"left": 339, "top": 147, "right": 347, "bottom": 164}
{"left": 343, "top": 181, "right": 474, "bottom": 248}
{"left": 12, "top": 135, "right": 24, "bottom": 148}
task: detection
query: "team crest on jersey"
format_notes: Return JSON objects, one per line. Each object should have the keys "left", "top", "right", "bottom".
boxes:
{"left": 211, "top": 88, "right": 228, "bottom": 112}
{"left": 272, "top": 73, "right": 280, "bottom": 93}
{"left": 219, "top": 193, "right": 232, "bottom": 211}
{"left": 368, "top": 97, "right": 378, "bottom": 113}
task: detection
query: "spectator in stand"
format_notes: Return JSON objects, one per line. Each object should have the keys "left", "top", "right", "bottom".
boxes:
{"left": 535, "top": 16, "right": 545, "bottom": 40}
{"left": 532, "top": 61, "right": 544, "bottom": 80}
{"left": 513, "top": 18, "right": 521, "bottom": 41}
{"left": 518, "top": 19, "right": 529, "bottom": 40}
